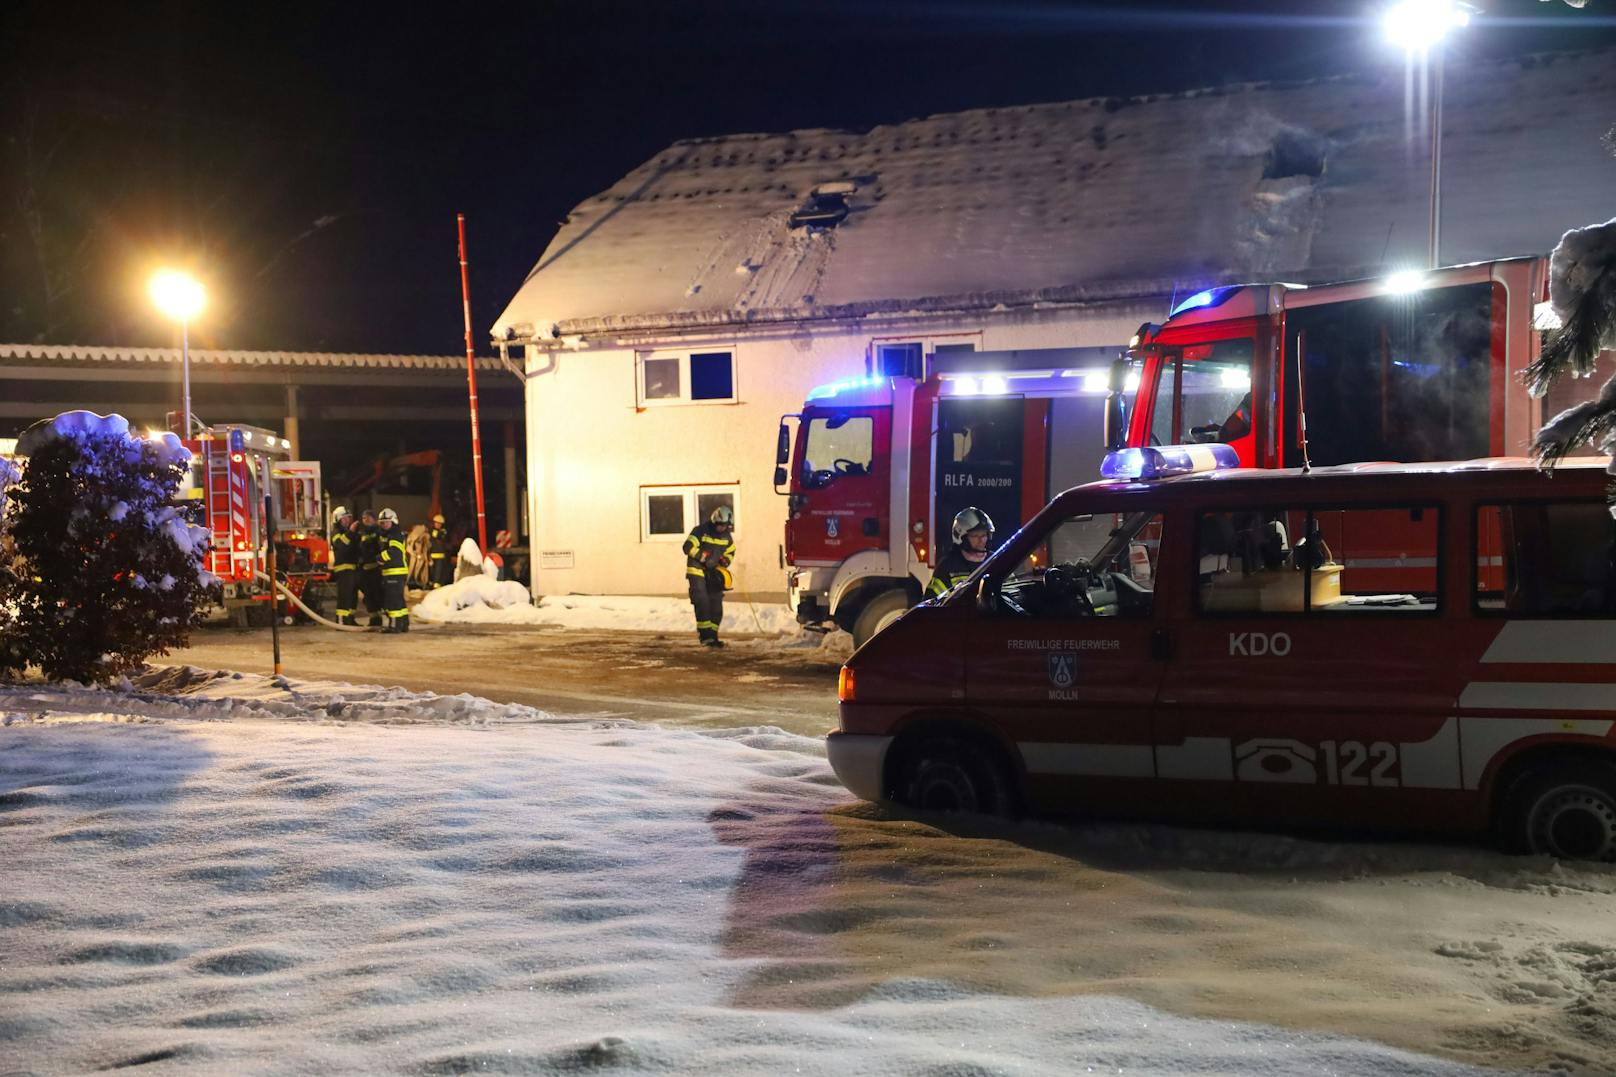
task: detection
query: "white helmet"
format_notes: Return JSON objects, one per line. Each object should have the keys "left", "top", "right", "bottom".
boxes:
{"left": 951, "top": 507, "right": 995, "bottom": 545}
{"left": 378, "top": 508, "right": 399, "bottom": 525}
{"left": 331, "top": 505, "right": 352, "bottom": 525}
{"left": 710, "top": 505, "right": 734, "bottom": 526}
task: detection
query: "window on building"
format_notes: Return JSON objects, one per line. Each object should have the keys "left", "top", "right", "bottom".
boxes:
{"left": 637, "top": 349, "right": 737, "bottom": 406}
{"left": 869, "top": 335, "right": 981, "bottom": 378}
{"left": 1476, "top": 501, "right": 1616, "bottom": 615}
{"left": 1197, "top": 505, "right": 1440, "bottom": 614}
{"left": 640, "top": 484, "right": 739, "bottom": 542}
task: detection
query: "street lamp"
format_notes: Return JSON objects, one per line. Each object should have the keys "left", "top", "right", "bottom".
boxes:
{"left": 148, "top": 270, "right": 207, "bottom": 438}
{"left": 1383, "top": 0, "right": 1473, "bottom": 269}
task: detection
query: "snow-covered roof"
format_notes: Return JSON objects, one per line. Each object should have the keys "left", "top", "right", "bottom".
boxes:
{"left": 495, "top": 48, "right": 1616, "bottom": 343}
{"left": 0, "top": 343, "right": 505, "bottom": 372}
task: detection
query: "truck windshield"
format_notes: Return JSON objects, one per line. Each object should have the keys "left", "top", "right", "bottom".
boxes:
{"left": 1147, "top": 339, "right": 1254, "bottom": 447}
{"left": 801, "top": 414, "right": 874, "bottom": 489}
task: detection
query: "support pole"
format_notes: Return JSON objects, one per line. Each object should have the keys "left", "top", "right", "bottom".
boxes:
{"left": 264, "top": 493, "right": 282, "bottom": 676}
{"left": 1428, "top": 46, "right": 1444, "bottom": 269}
{"left": 457, "top": 213, "right": 490, "bottom": 554}
{"left": 181, "top": 319, "right": 193, "bottom": 439}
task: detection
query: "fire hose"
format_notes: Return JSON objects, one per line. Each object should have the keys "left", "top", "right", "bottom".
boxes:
{"left": 253, "top": 570, "right": 370, "bottom": 632}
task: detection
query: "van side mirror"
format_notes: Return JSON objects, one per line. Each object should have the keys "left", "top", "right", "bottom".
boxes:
{"left": 1103, "top": 357, "right": 1129, "bottom": 453}
{"left": 775, "top": 423, "right": 791, "bottom": 466}
{"left": 774, "top": 465, "right": 788, "bottom": 488}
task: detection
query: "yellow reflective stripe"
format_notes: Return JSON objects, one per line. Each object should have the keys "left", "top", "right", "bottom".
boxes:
{"left": 686, "top": 567, "right": 707, "bottom": 578}
{"left": 382, "top": 568, "right": 409, "bottom": 576}
{"left": 387, "top": 608, "right": 409, "bottom": 617}
{"left": 696, "top": 620, "right": 719, "bottom": 630}
{"left": 429, "top": 553, "right": 446, "bottom": 559}
{"left": 332, "top": 564, "right": 355, "bottom": 572}
{"left": 335, "top": 609, "right": 353, "bottom": 616}
{"left": 699, "top": 536, "right": 729, "bottom": 545}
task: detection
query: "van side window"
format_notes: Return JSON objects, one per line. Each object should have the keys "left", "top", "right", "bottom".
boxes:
{"left": 995, "top": 511, "right": 1163, "bottom": 619}
{"left": 1196, "top": 506, "right": 1440, "bottom": 613}
{"left": 1476, "top": 501, "right": 1616, "bottom": 615}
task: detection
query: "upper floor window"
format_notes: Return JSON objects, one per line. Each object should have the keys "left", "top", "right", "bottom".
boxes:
{"left": 637, "top": 349, "right": 737, "bottom": 406}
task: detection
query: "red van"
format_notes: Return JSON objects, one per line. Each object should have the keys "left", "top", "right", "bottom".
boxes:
{"left": 827, "top": 447, "right": 1616, "bottom": 861}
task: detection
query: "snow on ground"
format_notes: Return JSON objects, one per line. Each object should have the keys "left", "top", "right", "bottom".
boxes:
{"left": 415, "top": 583, "right": 813, "bottom": 639}
{"left": 3, "top": 670, "right": 1613, "bottom": 1073}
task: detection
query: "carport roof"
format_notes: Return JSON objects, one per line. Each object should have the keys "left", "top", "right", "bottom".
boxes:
{"left": 0, "top": 343, "right": 506, "bottom": 373}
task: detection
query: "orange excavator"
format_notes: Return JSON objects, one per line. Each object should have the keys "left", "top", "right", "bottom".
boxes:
{"left": 339, "top": 449, "right": 443, "bottom": 519}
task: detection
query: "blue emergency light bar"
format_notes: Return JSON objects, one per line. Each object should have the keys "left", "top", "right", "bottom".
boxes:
{"left": 1101, "top": 443, "right": 1241, "bottom": 480}
{"left": 1169, "top": 286, "right": 1238, "bottom": 318}
{"left": 806, "top": 375, "right": 888, "bottom": 401}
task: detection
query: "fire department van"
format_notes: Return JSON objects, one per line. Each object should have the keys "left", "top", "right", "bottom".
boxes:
{"left": 826, "top": 445, "right": 1616, "bottom": 861}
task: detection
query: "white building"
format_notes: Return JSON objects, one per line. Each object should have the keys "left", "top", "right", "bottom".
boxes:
{"left": 494, "top": 48, "right": 1615, "bottom": 600}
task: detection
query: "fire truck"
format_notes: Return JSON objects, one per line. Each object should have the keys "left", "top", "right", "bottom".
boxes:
{"left": 779, "top": 347, "right": 1123, "bottom": 647}
{"left": 179, "top": 424, "right": 332, "bottom": 626}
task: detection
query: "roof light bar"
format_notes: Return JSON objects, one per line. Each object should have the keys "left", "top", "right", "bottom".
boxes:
{"left": 1101, "top": 443, "right": 1241, "bottom": 481}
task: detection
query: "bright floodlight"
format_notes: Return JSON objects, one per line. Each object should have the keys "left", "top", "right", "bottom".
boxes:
{"left": 1383, "top": 0, "right": 1471, "bottom": 53}
{"left": 1385, "top": 269, "right": 1429, "bottom": 294}
{"left": 149, "top": 270, "right": 206, "bottom": 322}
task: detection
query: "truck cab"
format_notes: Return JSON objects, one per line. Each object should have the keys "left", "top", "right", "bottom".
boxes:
{"left": 828, "top": 445, "right": 1616, "bottom": 861}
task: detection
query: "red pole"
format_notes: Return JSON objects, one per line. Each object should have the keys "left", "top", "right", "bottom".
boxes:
{"left": 457, "top": 213, "right": 489, "bottom": 553}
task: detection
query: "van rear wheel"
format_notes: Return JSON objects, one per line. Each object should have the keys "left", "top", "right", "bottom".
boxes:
{"left": 852, "top": 590, "right": 910, "bottom": 649}
{"left": 896, "top": 737, "right": 1014, "bottom": 818}
{"left": 1501, "top": 760, "right": 1616, "bottom": 862}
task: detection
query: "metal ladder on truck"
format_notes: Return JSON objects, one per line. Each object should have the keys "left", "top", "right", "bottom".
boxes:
{"left": 203, "top": 442, "right": 244, "bottom": 583}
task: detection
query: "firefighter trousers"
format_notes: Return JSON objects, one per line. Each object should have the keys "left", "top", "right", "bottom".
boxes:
{"left": 688, "top": 578, "right": 724, "bottom": 642}
{"left": 383, "top": 576, "right": 409, "bottom": 632}
{"left": 430, "top": 554, "right": 451, "bottom": 588}
{"left": 335, "top": 569, "right": 358, "bottom": 621}
{"left": 359, "top": 569, "right": 382, "bottom": 622}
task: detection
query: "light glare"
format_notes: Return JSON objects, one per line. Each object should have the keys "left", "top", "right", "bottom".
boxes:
{"left": 1385, "top": 269, "right": 1429, "bottom": 294}
{"left": 149, "top": 270, "right": 206, "bottom": 322}
{"left": 1383, "top": 0, "right": 1470, "bottom": 53}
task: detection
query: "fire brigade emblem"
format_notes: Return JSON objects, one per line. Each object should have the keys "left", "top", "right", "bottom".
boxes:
{"left": 826, "top": 516, "right": 839, "bottom": 538}
{"left": 1048, "top": 653, "right": 1076, "bottom": 689}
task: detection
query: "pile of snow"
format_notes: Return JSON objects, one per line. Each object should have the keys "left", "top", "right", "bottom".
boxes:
{"left": 0, "top": 669, "right": 1524, "bottom": 1074}
{"left": 415, "top": 587, "right": 810, "bottom": 636}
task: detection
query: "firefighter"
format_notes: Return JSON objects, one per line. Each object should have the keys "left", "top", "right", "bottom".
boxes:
{"left": 358, "top": 508, "right": 384, "bottom": 627}
{"left": 428, "top": 513, "right": 452, "bottom": 588}
{"left": 377, "top": 507, "right": 411, "bottom": 633}
{"left": 683, "top": 505, "right": 735, "bottom": 648}
{"left": 928, "top": 507, "right": 994, "bottom": 598}
{"left": 329, "top": 506, "right": 361, "bottom": 625}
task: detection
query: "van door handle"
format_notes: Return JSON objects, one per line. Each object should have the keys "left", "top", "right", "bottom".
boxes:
{"left": 1150, "top": 628, "right": 1173, "bottom": 661}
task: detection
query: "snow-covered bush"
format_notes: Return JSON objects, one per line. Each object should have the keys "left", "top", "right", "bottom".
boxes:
{"left": 1, "top": 412, "right": 217, "bottom": 683}
{"left": 0, "top": 455, "right": 22, "bottom": 677}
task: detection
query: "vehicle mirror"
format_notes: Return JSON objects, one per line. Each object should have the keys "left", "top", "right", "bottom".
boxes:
{"left": 774, "top": 465, "right": 788, "bottom": 488}
{"left": 775, "top": 423, "right": 791, "bottom": 465}
{"left": 1103, "top": 356, "right": 1129, "bottom": 453}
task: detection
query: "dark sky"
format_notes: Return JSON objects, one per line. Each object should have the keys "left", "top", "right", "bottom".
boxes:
{"left": 3, "top": 0, "right": 1610, "bottom": 355}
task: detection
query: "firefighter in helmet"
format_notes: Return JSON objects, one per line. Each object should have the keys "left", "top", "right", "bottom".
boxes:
{"left": 377, "top": 507, "right": 410, "bottom": 633}
{"left": 329, "top": 506, "right": 361, "bottom": 625}
{"left": 358, "top": 508, "right": 383, "bottom": 626}
{"left": 427, "top": 513, "right": 452, "bottom": 588}
{"left": 928, "top": 507, "right": 995, "bottom": 597}
{"left": 683, "top": 504, "right": 736, "bottom": 648}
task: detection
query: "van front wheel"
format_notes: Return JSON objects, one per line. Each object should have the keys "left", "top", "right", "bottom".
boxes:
{"left": 896, "top": 737, "right": 1014, "bottom": 818}
{"left": 1501, "top": 760, "right": 1616, "bottom": 862}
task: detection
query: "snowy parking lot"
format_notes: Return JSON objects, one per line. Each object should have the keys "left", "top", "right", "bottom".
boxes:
{"left": 3, "top": 662, "right": 1615, "bottom": 1074}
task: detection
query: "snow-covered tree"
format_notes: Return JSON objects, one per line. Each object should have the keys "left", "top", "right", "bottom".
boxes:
{"left": 2, "top": 412, "right": 216, "bottom": 683}
{"left": 0, "top": 456, "right": 23, "bottom": 678}
{"left": 1526, "top": 217, "right": 1616, "bottom": 467}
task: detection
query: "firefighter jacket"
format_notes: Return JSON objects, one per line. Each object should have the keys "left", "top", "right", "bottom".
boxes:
{"left": 330, "top": 526, "right": 361, "bottom": 572}
{"left": 359, "top": 525, "right": 381, "bottom": 570}
{"left": 428, "top": 526, "right": 450, "bottom": 561}
{"left": 378, "top": 527, "right": 409, "bottom": 577}
{"left": 927, "top": 547, "right": 984, "bottom": 598}
{"left": 683, "top": 523, "right": 735, "bottom": 587}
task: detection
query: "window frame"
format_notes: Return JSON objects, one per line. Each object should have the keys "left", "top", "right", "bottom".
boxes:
{"left": 635, "top": 347, "right": 738, "bottom": 407}
{"left": 638, "top": 483, "right": 740, "bottom": 543}
{"left": 1191, "top": 501, "right": 1445, "bottom": 618}
{"left": 1472, "top": 498, "right": 1615, "bottom": 618}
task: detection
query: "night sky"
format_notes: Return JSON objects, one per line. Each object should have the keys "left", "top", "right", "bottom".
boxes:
{"left": 3, "top": 0, "right": 1610, "bottom": 356}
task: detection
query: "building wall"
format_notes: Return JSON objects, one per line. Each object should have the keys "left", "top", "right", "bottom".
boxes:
{"left": 523, "top": 299, "right": 1160, "bottom": 599}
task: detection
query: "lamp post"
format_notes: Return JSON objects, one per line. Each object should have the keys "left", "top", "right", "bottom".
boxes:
{"left": 1383, "top": 0, "right": 1473, "bottom": 269}
{"left": 148, "top": 270, "right": 207, "bottom": 438}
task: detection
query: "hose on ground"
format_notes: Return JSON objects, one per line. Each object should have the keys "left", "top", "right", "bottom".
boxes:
{"left": 253, "top": 571, "right": 370, "bottom": 632}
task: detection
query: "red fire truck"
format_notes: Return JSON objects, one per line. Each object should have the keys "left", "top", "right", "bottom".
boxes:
{"left": 780, "top": 347, "right": 1123, "bottom": 647}
{"left": 1112, "top": 256, "right": 1570, "bottom": 470}
{"left": 179, "top": 424, "right": 332, "bottom": 625}
{"left": 827, "top": 446, "right": 1616, "bottom": 860}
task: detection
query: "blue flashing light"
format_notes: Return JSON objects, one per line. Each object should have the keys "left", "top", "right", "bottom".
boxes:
{"left": 1169, "top": 286, "right": 1239, "bottom": 319}
{"left": 806, "top": 375, "right": 887, "bottom": 401}
{"left": 228, "top": 429, "right": 245, "bottom": 452}
{"left": 1101, "top": 443, "right": 1241, "bottom": 481}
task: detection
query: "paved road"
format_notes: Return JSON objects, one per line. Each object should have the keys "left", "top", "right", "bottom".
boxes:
{"left": 173, "top": 622, "right": 844, "bottom": 737}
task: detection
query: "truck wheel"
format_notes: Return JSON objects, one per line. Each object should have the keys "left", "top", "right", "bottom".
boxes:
{"left": 852, "top": 590, "right": 911, "bottom": 649}
{"left": 1500, "top": 760, "right": 1616, "bottom": 861}
{"left": 897, "top": 737, "right": 1014, "bottom": 817}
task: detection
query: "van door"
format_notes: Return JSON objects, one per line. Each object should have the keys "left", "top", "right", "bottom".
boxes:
{"left": 968, "top": 503, "right": 1169, "bottom": 816}
{"left": 1156, "top": 502, "right": 1463, "bottom": 831}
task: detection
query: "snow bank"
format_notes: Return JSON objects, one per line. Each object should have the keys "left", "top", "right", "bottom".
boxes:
{"left": 0, "top": 670, "right": 1514, "bottom": 1074}
{"left": 414, "top": 587, "right": 810, "bottom": 636}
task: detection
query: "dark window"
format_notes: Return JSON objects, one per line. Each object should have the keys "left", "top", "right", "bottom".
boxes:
{"left": 1197, "top": 505, "right": 1440, "bottom": 614}
{"left": 696, "top": 491, "right": 736, "bottom": 530}
{"left": 689, "top": 352, "right": 734, "bottom": 400}
{"left": 1284, "top": 283, "right": 1494, "bottom": 467}
{"left": 1476, "top": 501, "right": 1616, "bottom": 615}
{"left": 874, "top": 342, "right": 923, "bottom": 378}
{"left": 996, "top": 510, "right": 1163, "bottom": 619}
{"left": 646, "top": 494, "right": 685, "bottom": 536}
